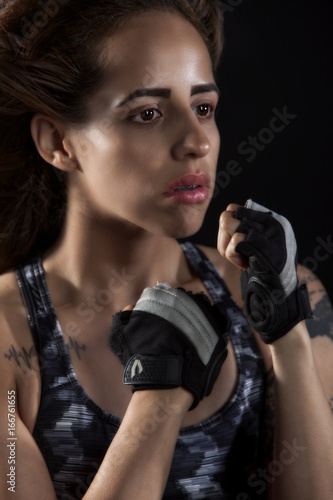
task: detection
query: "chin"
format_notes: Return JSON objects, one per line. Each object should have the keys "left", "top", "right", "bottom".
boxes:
{"left": 140, "top": 203, "right": 208, "bottom": 239}
{"left": 163, "top": 212, "right": 205, "bottom": 239}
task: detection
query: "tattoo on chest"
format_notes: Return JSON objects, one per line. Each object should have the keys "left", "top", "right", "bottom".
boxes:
{"left": 4, "top": 345, "right": 38, "bottom": 370}
{"left": 3, "top": 338, "right": 87, "bottom": 369}
{"left": 66, "top": 337, "right": 87, "bottom": 360}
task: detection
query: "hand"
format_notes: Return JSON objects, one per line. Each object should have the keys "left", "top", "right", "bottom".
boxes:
{"left": 218, "top": 199, "right": 313, "bottom": 343}
{"left": 108, "top": 285, "right": 229, "bottom": 409}
{"left": 218, "top": 202, "right": 249, "bottom": 269}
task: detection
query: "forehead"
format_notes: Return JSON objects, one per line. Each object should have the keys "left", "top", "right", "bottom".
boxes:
{"left": 97, "top": 11, "right": 214, "bottom": 94}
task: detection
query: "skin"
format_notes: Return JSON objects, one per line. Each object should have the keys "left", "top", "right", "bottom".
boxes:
{"left": 28, "top": 11, "right": 238, "bottom": 428}
{"left": 1, "top": 9, "right": 333, "bottom": 500}
{"left": 0, "top": 12, "right": 237, "bottom": 499}
{"left": 219, "top": 206, "right": 333, "bottom": 499}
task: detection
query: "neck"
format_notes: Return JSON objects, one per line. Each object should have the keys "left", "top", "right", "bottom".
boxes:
{"left": 43, "top": 207, "right": 192, "bottom": 309}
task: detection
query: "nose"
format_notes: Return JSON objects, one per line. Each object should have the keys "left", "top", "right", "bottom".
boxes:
{"left": 170, "top": 112, "right": 211, "bottom": 161}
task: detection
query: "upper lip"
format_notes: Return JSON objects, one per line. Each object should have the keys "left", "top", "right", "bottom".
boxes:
{"left": 164, "top": 172, "right": 210, "bottom": 193}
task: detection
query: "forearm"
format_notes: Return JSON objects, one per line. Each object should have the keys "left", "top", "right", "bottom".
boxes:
{"left": 270, "top": 322, "right": 333, "bottom": 499}
{"left": 83, "top": 388, "right": 193, "bottom": 500}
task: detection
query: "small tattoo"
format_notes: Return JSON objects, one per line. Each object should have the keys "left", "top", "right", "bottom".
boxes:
{"left": 306, "top": 294, "right": 333, "bottom": 342}
{"left": 301, "top": 274, "right": 318, "bottom": 284}
{"left": 308, "top": 287, "right": 326, "bottom": 298}
{"left": 4, "top": 345, "right": 37, "bottom": 370}
{"left": 66, "top": 337, "right": 86, "bottom": 360}
{"left": 4, "top": 338, "right": 87, "bottom": 370}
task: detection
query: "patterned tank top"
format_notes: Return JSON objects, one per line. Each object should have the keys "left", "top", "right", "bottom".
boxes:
{"left": 15, "top": 241, "right": 267, "bottom": 500}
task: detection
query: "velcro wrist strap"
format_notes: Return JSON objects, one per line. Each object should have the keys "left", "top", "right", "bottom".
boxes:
{"left": 109, "top": 284, "right": 229, "bottom": 409}
{"left": 123, "top": 354, "right": 183, "bottom": 387}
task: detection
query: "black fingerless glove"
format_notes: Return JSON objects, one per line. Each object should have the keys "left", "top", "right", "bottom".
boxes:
{"left": 235, "top": 199, "right": 313, "bottom": 344}
{"left": 108, "top": 284, "right": 229, "bottom": 409}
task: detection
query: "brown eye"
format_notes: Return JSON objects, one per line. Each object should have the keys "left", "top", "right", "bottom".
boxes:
{"left": 131, "top": 108, "right": 161, "bottom": 123}
{"left": 195, "top": 104, "right": 214, "bottom": 118}
{"left": 198, "top": 105, "right": 209, "bottom": 116}
{"left": 141, "top": 109, "right": 155, "bottom": 121}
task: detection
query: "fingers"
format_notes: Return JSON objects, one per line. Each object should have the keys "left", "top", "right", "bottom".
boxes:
{"left": 226, "top": 203, "right": 241, "bottom": 212}
{"left": 218, "top": 207, "right": 240, "bottom": 253}
{"left": 226, "top": 233, "right": 248, "bottom": 270}
{"left": 217, "top": 204, "right": 249, "bottom": 270}
{"left": 123, "top": 305, "right": 135, "bottom": 311}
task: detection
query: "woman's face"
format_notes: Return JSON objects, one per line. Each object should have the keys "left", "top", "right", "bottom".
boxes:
{"left": 66, "top": 11, "right": 220, "bottom": 238}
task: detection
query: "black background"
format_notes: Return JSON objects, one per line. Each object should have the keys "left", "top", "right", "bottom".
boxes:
{"left": 190, "top": 0, "right": 333, "bottom": 301}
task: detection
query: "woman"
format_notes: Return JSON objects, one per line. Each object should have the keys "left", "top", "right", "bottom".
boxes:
{"left": 0, "top": 1, "right": 332, "bottom": 499}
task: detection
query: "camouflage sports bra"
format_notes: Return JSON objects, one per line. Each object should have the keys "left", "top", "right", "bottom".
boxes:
{"left": 15, "top": 241, "right": 267, "bottom": 499}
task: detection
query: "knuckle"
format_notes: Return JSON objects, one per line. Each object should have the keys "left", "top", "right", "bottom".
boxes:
{"left": 226, "top": 203, "right": 240, "bottom": 212}
{"left": 231, "top": 232, "right": 246, "bottom": 247}
{"left": 225, "top": 245, "right": 235, "bottom": 260}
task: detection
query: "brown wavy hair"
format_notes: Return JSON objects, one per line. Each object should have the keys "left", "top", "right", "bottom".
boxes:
{"left": 0, "top": 0, "right": 224, "bottom": 272}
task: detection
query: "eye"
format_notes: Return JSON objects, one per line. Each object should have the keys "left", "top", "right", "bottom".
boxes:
{"left": 194, "top": 103, "right": 215, "bottom": 119}
{"left": 130, "top": 108, "right": 162, "bottom": 123}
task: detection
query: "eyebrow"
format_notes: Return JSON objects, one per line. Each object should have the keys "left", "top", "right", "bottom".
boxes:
{"left": 117, "top": 83, "right": 219, "bottom": 107}
{"left": 191, "top": 83, "right": 220, "bottom": 97}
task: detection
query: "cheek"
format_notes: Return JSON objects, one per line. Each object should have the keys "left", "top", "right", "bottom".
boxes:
{"left": 75, "top": 136, "right": 161, "bottom": 208}
{"left": 210, "top": 124, "right": 221, "bottom": 160}
{"left": 78, "top": 127, "right": 161, "bottom": 172}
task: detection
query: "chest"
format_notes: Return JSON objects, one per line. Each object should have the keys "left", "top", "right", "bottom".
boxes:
{"left": 18, "top": 262, "right": 268, "bottom": 432}
{"left": 62, "top": 321, "right": 239, "bottom": 427}
{"left": 29, "top": 331, "right": 265, "bottom": 500}
{"left": 50, "top": 270, "right": 243, "bottom": 426}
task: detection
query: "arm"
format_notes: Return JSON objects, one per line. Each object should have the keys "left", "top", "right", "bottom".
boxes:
{"left": 1, "top": 278, "right": 225, "bottom": 499}
{"left": 269, "top": 267, "right": 333, "bottom": 499}
{"left": 0, "top": 312, "right": 192, "bottom": 500}
{"left": 0, "top": 361, "right": 192, "bottom": 500}
{"left": 84, "top": 388, "right": 193, "bottom": 500}
{"left": 219, "top": 202, "right": 333, "bottom": 499}
{"left": 0, "top": 338, "right": 58, "bottom": 499}
{"left": 270, "top": 320, "right": 333, "bottom": 499}
{"left": 0, "top": 274, "right": 58, "bottom": 500}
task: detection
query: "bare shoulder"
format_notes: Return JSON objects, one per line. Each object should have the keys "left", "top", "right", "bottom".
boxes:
{"left": 0, "top": 270, "right": 30, "bottom": 346}
{"left": 0, "top": 272, "right": 20, "bottom": 384}
{"left": 0, "top": 270, "right": 36, "bottom": 386}
{"left": 0, "top": 269, "right": 20, "bottom": 303}
{"left": 0, "top": 272, "right": 56, "bottom": 499}
{"left": 297, "top": 264, "right": 333, "bottom": 403}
